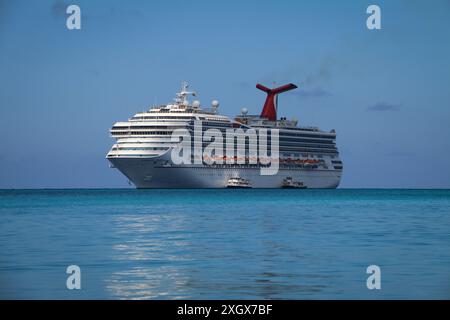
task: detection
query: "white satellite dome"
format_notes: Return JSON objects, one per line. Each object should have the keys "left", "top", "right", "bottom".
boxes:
{"left": 241, "top": 107, "right": 248, "bottom": 115}
{"left": 211, "top": 100, "right": 219, "bottom": 108}
{"left": 192, "top": 100, "right": 201, "bottom": 108}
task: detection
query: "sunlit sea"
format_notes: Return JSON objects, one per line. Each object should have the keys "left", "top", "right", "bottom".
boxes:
{"left": 0, "top": 189, "right": 449, "bottom": 299}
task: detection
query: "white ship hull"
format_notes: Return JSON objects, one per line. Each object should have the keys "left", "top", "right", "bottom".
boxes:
{"left": 108, "top": 154, "right": 342, "bottom": 189}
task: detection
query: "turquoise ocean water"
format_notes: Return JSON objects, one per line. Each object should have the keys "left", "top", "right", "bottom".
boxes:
{"left": 0, "top": 189, "right": 449, "bottom": 299}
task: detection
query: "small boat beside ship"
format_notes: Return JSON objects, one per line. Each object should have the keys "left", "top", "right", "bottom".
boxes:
{"left": 282, "top": 177, "right": 307, "bottom": 189}
{"left": 227, "top": 177, "right": 252, "bottom": 189}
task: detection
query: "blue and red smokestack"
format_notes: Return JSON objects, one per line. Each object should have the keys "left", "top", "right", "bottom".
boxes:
{"left": 256, "top": 83, "right": 298, "bottom": 121}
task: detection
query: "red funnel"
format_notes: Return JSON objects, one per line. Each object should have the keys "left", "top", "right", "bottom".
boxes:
{"left": 256, "top": 83, "right": 297, "bottom": 121}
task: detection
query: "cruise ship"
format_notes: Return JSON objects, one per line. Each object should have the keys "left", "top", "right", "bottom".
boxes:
{"left": 107, "top": 82, "right": 343, "bottom": 188}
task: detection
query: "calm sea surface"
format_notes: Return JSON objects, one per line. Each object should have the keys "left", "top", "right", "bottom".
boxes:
{"left": 0, "top": 189, "right": 449, "bottom": 299}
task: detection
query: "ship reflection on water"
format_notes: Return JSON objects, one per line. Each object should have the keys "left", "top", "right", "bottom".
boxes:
{"left": 105, "top": 207, "right": 338, "bottom": 300}
{"left": 106, "top": 214, "right": 194, "bottom": 299}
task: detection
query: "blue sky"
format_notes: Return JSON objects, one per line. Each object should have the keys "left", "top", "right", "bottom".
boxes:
{"left": 0, "top": 0, "right": 449, "bottom": 188}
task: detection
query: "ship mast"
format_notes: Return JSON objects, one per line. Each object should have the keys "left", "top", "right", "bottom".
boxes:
{"left": 174, "top": 81, "right": 196, "bottom": 106}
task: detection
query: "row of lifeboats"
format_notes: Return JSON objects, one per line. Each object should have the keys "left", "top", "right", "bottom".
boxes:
{"left": 281, "top": 158, "right": 320, "bottom": 164}
{"left": 202, "top": 155, "right": 321, "bottom": 164}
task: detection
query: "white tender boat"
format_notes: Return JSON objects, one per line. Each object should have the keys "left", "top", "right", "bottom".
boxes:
{"left": 282, "top": 177, "right": 307, "bottom": 189}
{"left": 227, "top": 177, "right": 252, "bottom": 189}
